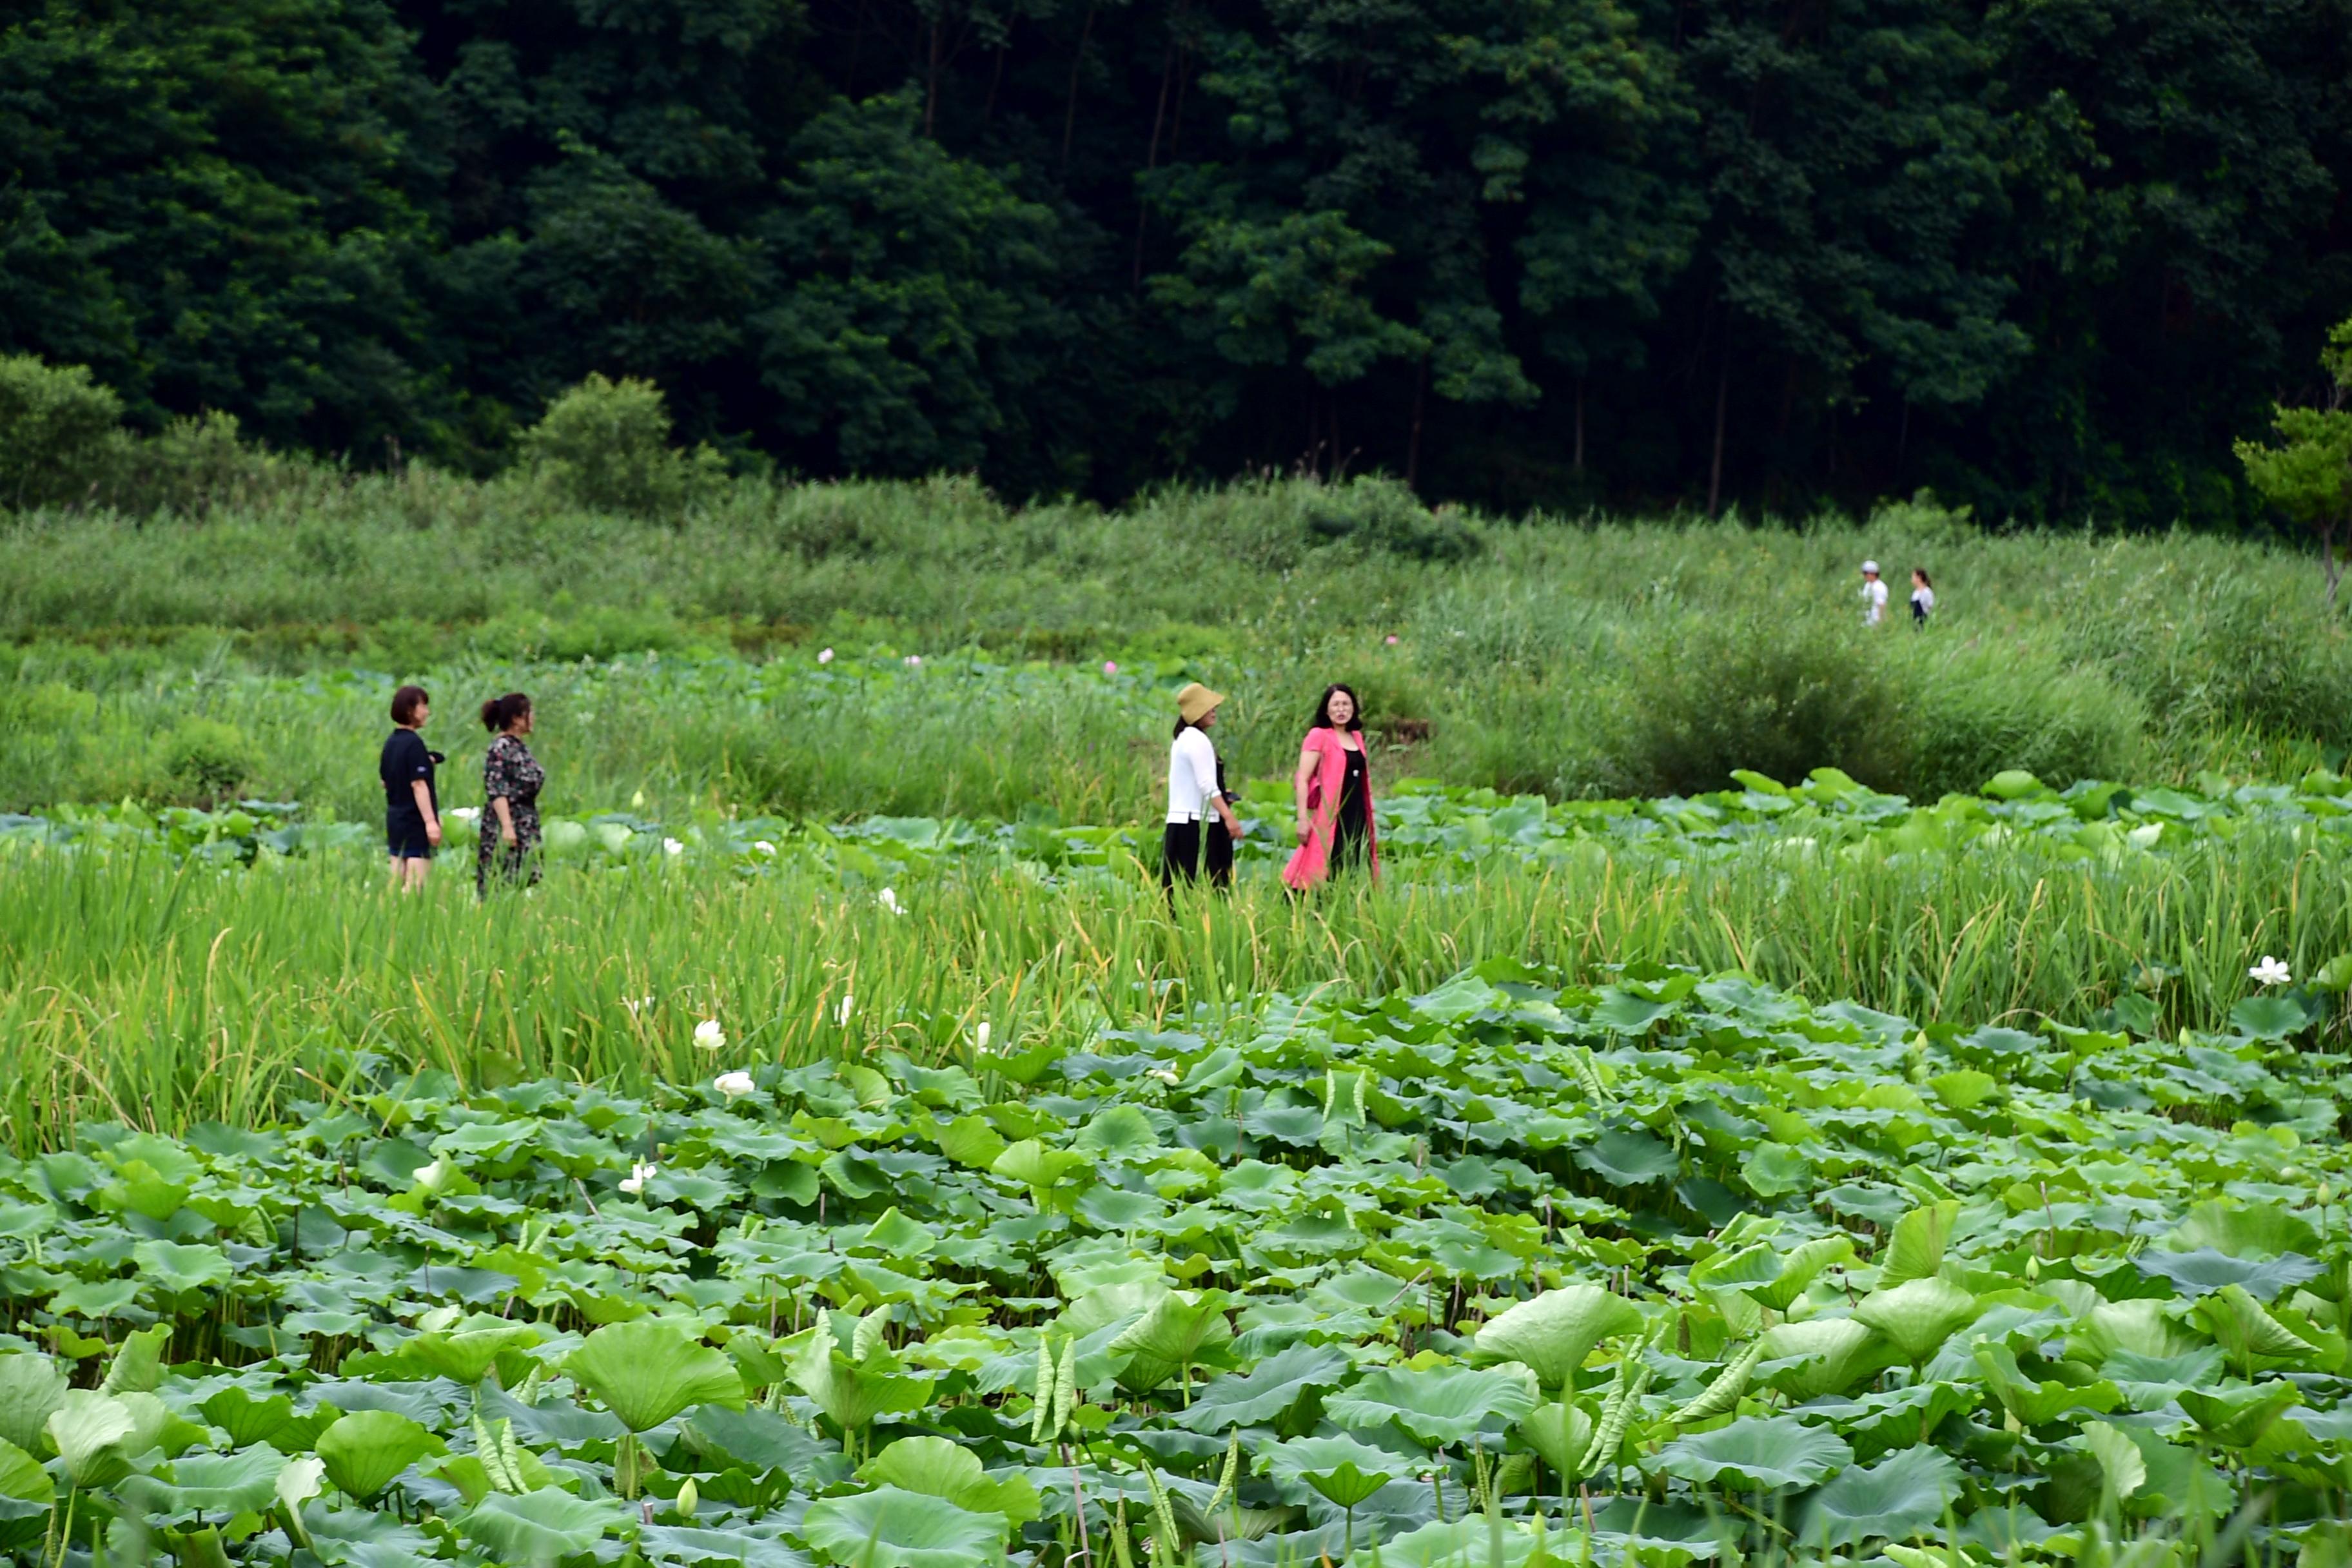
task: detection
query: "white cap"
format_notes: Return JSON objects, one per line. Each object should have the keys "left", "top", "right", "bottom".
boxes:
{"left": 1860, "top": 560, "right": 1880, "bottom": 574}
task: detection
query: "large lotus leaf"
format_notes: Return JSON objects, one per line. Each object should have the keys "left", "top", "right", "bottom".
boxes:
{"left": 1757, "top": 1318, "right": 1889, "bottom": 1400}
{"left": 2177, "top": 1382, "right": 2302, "bottom": 1449}
{"left": 132, "top": 1239, "right": 231, "bottom": 1295}
{"left": 681, "top": 1404, "right": 843, "bottom": 1479}
{"left": 789, "top": 1333, "right": 930, "bottom": 1433}
{"left": 569, "top": 1319, "right": 747, "bottom": 1433}
{"left": 1262, "top": 1434, "right": 1402, "bottom": 1508}
{"left": 1514, "top": 1402, "right": 1594, "bottom": 1479}
{"left": 639, "top": 1522, "right": 810, "bottom": 1568}
{"left": 1797, "top": 1444, "right": 1961, "bottom": 1547}
{"left": 2193, "top": 1285, "right": 2322, "bottom": 1371}
{"left": 1574, "top": 1130, "right": 1680, "bottom": 1188}
{"left": 801, "top": 1484, "right": 1010, "bottom": 1568}
{"left": 1658, "top": 1415, "right": 1853, "bottom": 1491}
{"left": 457, "top": 1487, "right": 631, "bottom": 1560}
{"left": 404, "top": 1320, "right": 543, "bottom": 1385}
{"left": 0, "top": 1354, "right": 66, "bottom": 1455}
{"left": 120, "top": 1444, "right": 288, "bottom": 1517}
{"left": 1877, "top": 1203, "right": 1959, "bottom": 1288}
{"left": 0, "top": 1436, "right": 53, "bottom": 1551}
{"left": 2231, "top": 994, "right": 2313, "bottom": 1041}
{"left": 2137, "top": 1248, "right": 2322, "bottom": 1302}
{"left": 315, "top": 1410, "right": 444, "bottom": 1501}
{"left": 99, "top": 1325, "right": 171, "bottom": 1396}
{"left": 2070, "top": 1299, "right": 2200, "bottom": 1364}
{"left": 1473, "top": 1285, "right": 1643, "bottom": 1392}
{"left": 1326, "top": 1363, "right": 1540, "bottom": 1447}
{"left": 1691, "top": 1237, "right": 1852, "bottom": 1315}
{"left": 46, "top": 1389, "right": 142, "bottom": 1489}
{"left": 1175, "top": 1344, "right": 1351, "bottom": 1433}
{"left": 1854, "top": 1278, "right": 1977, "bottom": 1365}
{"left": 1073, "top": 1105, "right": 1161, "bottom": 1159}
{"left": 2163, "top": 1202, "right": 2320, "bottom": 1260}
{"left": 1108, "top": 1289, "right": 1232, "bottom": 1393}
{"left": 860, "top": 1436, "right": 1040, "bottom": 1524}
{"left": 1354, "top": 1516, "right": 1544, "bottom": 1568}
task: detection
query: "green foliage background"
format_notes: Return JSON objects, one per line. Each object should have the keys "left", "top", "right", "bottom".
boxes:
{"left": 2, "top": 0, "right": 2349, "bottom": 522}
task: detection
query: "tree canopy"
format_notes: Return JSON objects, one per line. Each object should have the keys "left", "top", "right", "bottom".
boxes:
{"left": 2, "top": 0, "right": 2348, "bottom": 522}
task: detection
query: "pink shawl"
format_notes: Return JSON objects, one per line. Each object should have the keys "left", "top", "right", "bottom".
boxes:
{"left": 1282, "top": 726, "right": 1380, "bottom": 890}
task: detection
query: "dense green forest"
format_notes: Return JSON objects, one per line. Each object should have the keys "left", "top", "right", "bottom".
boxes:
{"left": 4, "top": 0, "right": 2349, "bottom": 522}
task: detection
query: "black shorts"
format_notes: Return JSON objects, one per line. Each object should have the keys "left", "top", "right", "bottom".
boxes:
{"left": 1162, "top": 819, "right": 1233, "bottom": 891}
{"left": 387, "top": 814, "right": 433, "bottom": 859}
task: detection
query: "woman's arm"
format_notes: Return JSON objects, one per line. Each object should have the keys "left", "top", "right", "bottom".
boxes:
{"left": 491, "top": 796, "right": 516, "bottom": 845}
{"left": 1293, "top": 745, "right": 1318, "bottom": 841}
{"left": 409, "top": 778, "right": 442, "bottom": 845}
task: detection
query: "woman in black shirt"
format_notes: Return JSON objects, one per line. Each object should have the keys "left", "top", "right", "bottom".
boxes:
{"left": 380, "top": 684, "right": 444, "bottom": 892}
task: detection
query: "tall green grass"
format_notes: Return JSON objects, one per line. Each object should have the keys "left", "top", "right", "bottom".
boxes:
{"left": 5, "top": 477, "right": 2346, "bottom": 815}
{"left": 3, "top": 833, "right": 2344, "bottom": 1152}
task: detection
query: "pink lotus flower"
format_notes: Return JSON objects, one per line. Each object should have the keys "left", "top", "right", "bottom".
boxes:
{"left": 1385, "top": 634, "right": 1400, "bottom": 645}
{"left": 1103, "top": 660, "right": 1119, "bottom": 676}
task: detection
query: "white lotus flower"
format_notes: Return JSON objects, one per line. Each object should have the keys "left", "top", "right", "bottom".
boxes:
{"left": 818, "top": 647, "right": 835, "bottom": 664}
{"left": 836, "top": 992, "right": 855, "bottom": 1028}
{"left": 448, "top": 807, "right": 481, "bottom": 823}
{"left": 2250, "top": 956, "right": 2293, "bottom": 988}
{"left": 619, "top": 1161, "right": 657, "bottom": 1195}
{"left": 878, "top": 887, "right": 905, "bottom": 916}
{"left": 1148, "top": 1067, "right": 1181, "bottom": 1086}
{"left": 694, "top": 1018, "right": 727, "bottom": 1051}
{"left": 753, "top": 839, "right": 777, "bottom": 856}
{"left": 663, "top": 837, "right": 685, "bottom": 856}
{"left": 713, "top": 1070, "right": 755, "bottom": 1097}
{"left": 904, "top": 654, "right": 922, "bottom": 667}
{"left": 975, "top": 1021, "right": 992, "bottom": 1052}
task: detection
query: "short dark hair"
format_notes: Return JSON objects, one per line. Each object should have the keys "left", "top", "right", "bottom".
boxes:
{"left": 481, "top": 692, "right": 532, "bottom": 732}
{"left": 1310, "top": 683, "right": 1364, "bottom": 732}
{"left": 391, "top": 685, "right": 429, "bottom": 725}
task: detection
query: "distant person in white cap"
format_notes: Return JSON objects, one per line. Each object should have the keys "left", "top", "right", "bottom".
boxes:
{"left": 1859, "top": 561, "right": 1888, "bottom": 627}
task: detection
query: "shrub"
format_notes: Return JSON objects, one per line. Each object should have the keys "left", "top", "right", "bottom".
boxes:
{"left": 1886, "top": 636, "right": 2144, "bottom": 798}
{"left": 159, "top": 718, "right": 250, "bottom": 803}
{"left": 1609, "top": 604, "right": 1906, "bottom": 796}
{"left": 518, "top": 374, "right": 727, "bottom": 519}
{"left": 1301, "top": 476, "right": 1482, "bottom": 562}
{"left": 0, "top": 355, "right": 124, "bottom": 509}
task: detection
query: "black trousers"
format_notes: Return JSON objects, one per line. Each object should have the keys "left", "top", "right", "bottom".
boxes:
{"left": 1161, "top": 819, "right": 1233, "bottom": 893}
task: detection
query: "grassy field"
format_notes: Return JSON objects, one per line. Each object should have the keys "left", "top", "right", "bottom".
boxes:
{"left": 3, "top": 477, "right": 2348, "bottom": 818}
{"left": 5, "top": 476, "right": 2351, "bottom": 1565}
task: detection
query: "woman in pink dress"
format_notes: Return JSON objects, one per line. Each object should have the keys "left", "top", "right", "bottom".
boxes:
{"left": 1283, "top": 684, "right": 1380, "bottom": 892}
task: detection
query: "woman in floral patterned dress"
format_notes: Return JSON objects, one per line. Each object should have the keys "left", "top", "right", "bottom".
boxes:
{"left": 477, "top": 692, "right": 545, "bottom": 897}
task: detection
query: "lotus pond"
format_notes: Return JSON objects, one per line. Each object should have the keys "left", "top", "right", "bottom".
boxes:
{"left": 4, "top": 963, "right": 2351, "bottom": 1565}
{"left": 14, "top": 766, "right": 2352, "bottom": 881}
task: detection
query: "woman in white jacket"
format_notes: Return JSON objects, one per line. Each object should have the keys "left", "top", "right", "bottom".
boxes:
{"left": 1164, "top": 682, "right": 1246, "bottom": 894}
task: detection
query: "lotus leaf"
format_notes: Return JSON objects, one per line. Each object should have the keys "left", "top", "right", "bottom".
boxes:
{"left": 801, "top": 1484, "right": 1010, "bottom": 1568}
{"left": 1176, "top": 1344, "right": 1351, "bottom": 1432}
{"left": 1472, "top": 1284, "right": 1643, "bottom": 1392}
{"left": 1658, "top": 1415, "right": 1853, "bottom": 1491}
{"left": 457, "top": 1487, "right": 631, "bottom": 1559}
{"left": 569, "top": 1318, "right": 747, "bottom": 1432}
{"left": 0, "top": 1354, "right": 66, "bottom": 1455}
{"left": 1854, "top": 1277, "right": 1977, "bottom": 1365}
{"left": 2137, "top": 1248, "right": 2323, "bottom": 1302}
{"left": 1326, "top": 1362, "right": 1540, "bottom": 1446}
{"left": 1262, "top": 1433, "right": 1402, "bottom": 1507}
{"left": 860, "top": 1435, "right": 1040, "bottom": 1523}
{"left": 315, "top": 1409, "right": 444, "bottom": 1500}
{"left": 1355, "top": 1516, "right": 1546, "bottom": 1568}
{"left": 1574, "top": 1129, "right": 1680, "bottom": 1187}
{"left": 1798, "top": 1444, "right": 1961, "bottom": 1547}
{"left": 1514, "top": 1401, "right": 1594, "bottom": 1480}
